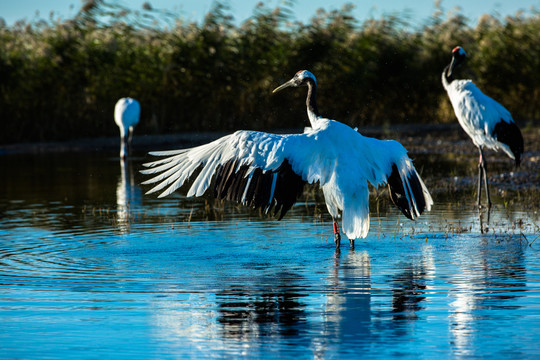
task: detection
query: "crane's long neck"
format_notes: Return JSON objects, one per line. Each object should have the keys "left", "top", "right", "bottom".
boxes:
{"left": 442, "top": 64, "right": 454, "bottom": 89}
{"left": 305, "top": 79, "right": 321, "bottom": 128}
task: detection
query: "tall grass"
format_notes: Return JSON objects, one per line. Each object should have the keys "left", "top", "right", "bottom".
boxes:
{"left": 0, "top": 1, "right": 538, "bottom": 144}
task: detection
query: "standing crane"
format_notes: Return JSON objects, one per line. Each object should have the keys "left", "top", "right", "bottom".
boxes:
{"left": 114, "top": 97, "right": 141, "bottom": 159}
{"left": 141, "top": 70, "right": 432, "bottom": 249}
{"left": 442, "top": 46, "right": 524, "bottom": 208}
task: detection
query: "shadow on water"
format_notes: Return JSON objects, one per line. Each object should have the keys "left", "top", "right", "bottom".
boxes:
{"left": 0, "top": 150, "right": 539, "bottom": 358}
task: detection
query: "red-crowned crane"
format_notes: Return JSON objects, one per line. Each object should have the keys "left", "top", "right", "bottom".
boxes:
{"left": 141, "top": 70, "right": 433, "bottom": 249}
{"left": 442, "top": 46, "right": 524, "bottom": 208}
{"left": 114, "top": 97, "right": 141, "bottom": 159}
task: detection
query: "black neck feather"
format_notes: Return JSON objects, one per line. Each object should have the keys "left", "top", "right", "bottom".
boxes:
{"left": 443, "top": 64, "right": 454, "bottom": 84}
{"left": 306, "top": 79, "right": 319, "bottom": 117}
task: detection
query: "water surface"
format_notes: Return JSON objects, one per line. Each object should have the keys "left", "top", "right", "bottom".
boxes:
{"left": 0, "top": 151, "right": 539, "bottom": 359}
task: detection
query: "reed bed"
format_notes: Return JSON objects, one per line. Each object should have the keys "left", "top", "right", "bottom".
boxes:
{"left": 1, "top": 1, "right": 538, "bottom": 144}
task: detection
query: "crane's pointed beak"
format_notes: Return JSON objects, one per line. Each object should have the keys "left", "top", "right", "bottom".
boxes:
{"left": 272, "top": 79, "right": 295, "bottom": 94}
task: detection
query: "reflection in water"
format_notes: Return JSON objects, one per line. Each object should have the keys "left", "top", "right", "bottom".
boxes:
{"left": 313, "top": 250, "right": 371, "bottom": 358}
{"left": 149, "top": 253, "right": 372, "bottom": 358}
{"left": 391, "top": 246, "right": 435, "bottom": 321}
{"left": 116, "top": 159, "right": 142, "bottom": 233}
{"left": 392, "top": 268, "right": 427, "bottom": 321}
{"left": 150, "top": 275, "right": 310, "bottom": 358}
{"left": 216, "top": 281, "right": 307, "bottom": 341}
{"left": 449, "top": 237, "right": 526, "bottom": 358}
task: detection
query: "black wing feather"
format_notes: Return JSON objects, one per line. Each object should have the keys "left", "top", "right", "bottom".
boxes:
{"left": 492, "top": 120, "right": 524, "bottom": 166}
{"left": 213, "top": 159, "right": 306, "bottom": 219}
{"left": 387, "top": 163, "right": 428, "bottom": 220}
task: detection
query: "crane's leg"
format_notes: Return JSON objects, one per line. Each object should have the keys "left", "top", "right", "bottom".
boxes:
{"left": 333, "top": 219, "right": 341, "bottom": 249}
{"left": 479, "top": 149, "right": 492, "bottom": 208}
{"left": 477, "top": 152, "right": 483, "bottom": 207}
{"left": 128, "top": 126, "right": 134, "bottom": 145}
{"left": 120, "top": 134, "right": 127, "bottom": 159}
{"left": 127, "top": 127, "right": 134, "bottom": 156}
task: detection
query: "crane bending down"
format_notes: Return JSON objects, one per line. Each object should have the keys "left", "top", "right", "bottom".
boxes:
{"left": 141, "top": 70, "right": 433, "bottom": 249}
{"left": 114, "top": 97, "right": 141, "bottom": 158}
{"left": 442, "top": 47, "right": 524, "bottom": 208}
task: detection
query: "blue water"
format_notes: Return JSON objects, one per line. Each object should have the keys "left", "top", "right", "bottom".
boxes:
{"left": 0, "top": 153, "right": 539, "bottom": 359}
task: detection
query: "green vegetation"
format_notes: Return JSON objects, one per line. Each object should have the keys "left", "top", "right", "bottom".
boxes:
{"left": 0, "top": 0, "right": 538, "bottom": 144}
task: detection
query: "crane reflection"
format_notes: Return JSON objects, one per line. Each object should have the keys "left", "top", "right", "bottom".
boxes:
{"left": 116, "top": 158, "right": 142, "bottom": 233}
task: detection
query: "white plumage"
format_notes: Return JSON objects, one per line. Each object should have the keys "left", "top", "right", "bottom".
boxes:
{"left": 444, "top": 80, "right": 516, "bottom": 156}
{"left": 442, "top": 46, "right": 524, "bottom": 207}
{"left": 114, "top": 97, "right": 141, "bottom": 158}
{"left": 142, "top": 70, "right": 433, "bottom": 248}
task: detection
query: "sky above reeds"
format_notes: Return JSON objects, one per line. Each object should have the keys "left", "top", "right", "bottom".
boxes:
{"left": 1, "top": 0, "right": 539, "bottom": 27}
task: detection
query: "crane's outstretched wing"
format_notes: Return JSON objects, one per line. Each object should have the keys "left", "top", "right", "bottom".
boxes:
{"left": 141, "top": 130, "right": 322, "bottom": 220}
